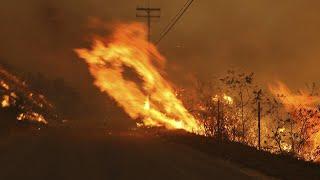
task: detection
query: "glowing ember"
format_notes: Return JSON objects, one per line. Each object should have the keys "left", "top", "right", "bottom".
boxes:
{"left": 76, "top": 23, "right": 204, "bottom": 134}
{"left": 212, "top": 94, "right": 234, "bottom": 105}
{"left": 281, "top": 142, "right": 292, "bottom": 152}
{"left": 1, "top": 95, "right": 10, "bottom": 108}
{"left": 17, "top": 112, "right": 48, "bottom": 125}
{"left": 223, "top": 94, "right": 233, "bottom": 105}
{"left": 0, "top": 81, "right": 10, "bottom": 90}
{"left": 278, "top": 127, "right": 285, "bottom": 133}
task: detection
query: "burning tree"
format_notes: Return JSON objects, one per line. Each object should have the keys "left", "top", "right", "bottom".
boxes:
{"left": 264, "top": 96, "right": 291, "bottom": 153}
{"left": 181, "top": 71, "right": 259, "bottom": 143}
{"left": 220, "top": 70, "right": 259, "bottom": 144}
{"left": 268, "top": 82, "right": 320, "bottom": 160}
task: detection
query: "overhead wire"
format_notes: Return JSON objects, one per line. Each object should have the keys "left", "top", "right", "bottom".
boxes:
{"left": 156, "top": 0, "right": 194, "bottom": 45}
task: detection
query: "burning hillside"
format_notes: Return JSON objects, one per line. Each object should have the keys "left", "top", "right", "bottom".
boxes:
{"left": 75, "top": 22, "right": 320, "bottom": 162}
{"left": 0, "top": 65, "right": 57, "bottom": 125}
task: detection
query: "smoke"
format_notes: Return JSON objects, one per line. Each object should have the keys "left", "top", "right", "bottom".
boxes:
{"left": 0, "top": 0, "right": 320, "bottom": 127}
{"left": 156, "top": 0, "right": 320, "bottom": 88}
{"left": 0, "top": 0, "right": 137, "bottom": 128}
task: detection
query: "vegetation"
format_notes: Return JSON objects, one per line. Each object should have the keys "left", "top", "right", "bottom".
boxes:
{"left": 0, "top": 62, "right": 82, "bottom": 134}
{"left": 181, "top": 70, "right": 320, "bottom": 162}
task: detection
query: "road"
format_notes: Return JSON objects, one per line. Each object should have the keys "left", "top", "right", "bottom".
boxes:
{"left": 0, "top": 129, "right": 272, "bottom": 180}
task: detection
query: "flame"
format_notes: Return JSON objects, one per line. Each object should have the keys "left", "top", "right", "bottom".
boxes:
{"left": 75, "top": 23, "right": 204, "bottom": 134}
{"left": 281, "top": 142, "right": 292, "bottom": 152}
{"left": 0, "top": 65, "right": 55, "bottom": 125}
{"left": 144, "top": 97, "right": 150, "bottom": 111}
{"left": 223, "top": 94, "right": 234, "bottom": 105}
{"left": 278, "top": 127, "right": 285, "bottom": 133}
{"left": 269, "top": 81, "right": 320, "bottom": 109}
{"left": 17, "top": 112, "right": 48, "bottom": 125}
{"left": 1, "top": 95, "right": 10, "bottom": 108}
{"left": 212, "top": 94, "right": 233, "bottom": 105}
{"left": 0, "top": 81, "right": 10, "bottom": 90}
{"left": 269, "top": 81, "right": 320, "bottom": 159}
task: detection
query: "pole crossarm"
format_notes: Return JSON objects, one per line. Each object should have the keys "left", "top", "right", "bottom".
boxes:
{"left": 136, "top": 6, "right": 161, "bottom": 42}
{"left": 136, "top": 8, "right": 160, "bottom": 11}
{"left": 136, "top": 15, "right": 161, "bottom": 18}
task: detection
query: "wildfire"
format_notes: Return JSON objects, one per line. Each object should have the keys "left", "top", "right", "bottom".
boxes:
{"left": 269, "top": 81, "right": 320, "bottom": 159}
{"left": 269, "top": 81, "right": 320, "bottom": 109}
{"left": 0, "top": 81, "right": 10, "bottom": 90}
{"left": 223, "top": 94, "right": 233, "bottom": 105}
{"left": 76, "top": 23, "right": 204, "bottom": 134}
{"left": 0, "top": 65, "right": 56, "bottom": 125}
{"left": 1, "top": 95, "right": 10, "bottom": 108}
{"left": 17, "top": 112, "right": 48, "bottom": 125}
{"left": 144, "top": 97, "right": 150, "bottom": 111}
{"left": 212, "top": 94, "right": 233, "bottom": 105}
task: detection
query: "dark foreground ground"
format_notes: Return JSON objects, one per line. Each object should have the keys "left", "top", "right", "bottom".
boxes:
{"left": 0, "top": 128, "right": 272, "bottom": 180}
{"left": 163, "top": 133, "right": 320, "bottom": 180}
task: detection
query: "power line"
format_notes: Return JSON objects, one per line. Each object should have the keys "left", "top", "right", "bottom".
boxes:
{"left": 158, "top": 0, "right": 190, "bottom": 37}
{"left": 156, "top": 0, "right": 194, "bottom": 45}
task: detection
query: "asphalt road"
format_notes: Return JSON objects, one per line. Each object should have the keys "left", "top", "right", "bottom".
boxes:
{"left": 0, "top": 129, "right": 272, "bottom": 180}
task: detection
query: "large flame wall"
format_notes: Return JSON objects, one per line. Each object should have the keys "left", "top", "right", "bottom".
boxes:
{"left": 75, "top": 23, "right": 204, "bottom": 134}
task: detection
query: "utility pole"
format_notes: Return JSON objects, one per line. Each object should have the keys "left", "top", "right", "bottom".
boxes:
{"left": 136, "top": 5, "right": 160, "bottom": 42}
{"left": 255, "top": 89, "right": 262, "bottom": 150}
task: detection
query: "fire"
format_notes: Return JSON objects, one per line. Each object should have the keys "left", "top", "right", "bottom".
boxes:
{"left": 269, "top": 81, "right": 320, "bottom": 109}
{"left": 0, "top": 65, "right": 55, "bottom": 125}
{"left": 144, "top": 97, "right": 150, "bottom": 111}
{"left": 0, "top": 81, "right": 10, "bottom": 90}
{"left": 1, "top": 95, "right": 10, "bottom": 108}
{"left": 269, "top": 81, "right": 320, "bottom": 159}
{"left": 76, "top": 23, "right": 204, "bottom": 134}
{"left": 223, "top": 94, "right": 233, "bottom": 105}
{"left": 212, "top": 94, "right": 233, "bottom": 105}
{"left": 17, "top": 112, "right": 48, "bottom": 125}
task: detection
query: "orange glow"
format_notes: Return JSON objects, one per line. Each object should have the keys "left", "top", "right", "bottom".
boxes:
{"left": 0, "top": 81, "right": 10, "bottom": 90}
{"left": 212, "top": 94, "right": 233, "bottom": 105}
{"left": 17, "top": 112, "right": 48, "bottom": 125}
{"left": 1, "top": 95, "right": 10, "bottom": 108}
{"left": 76, "top": 23, "right": 204, "bottom": 134}
{"left": 0, "top": 66, "right": 54, "bottom": 125}
{"left": 269, "top": 81, "right": 320, "bottom": 109}
{"left": 269, "top": 81, "right": 320, "bottom": 159}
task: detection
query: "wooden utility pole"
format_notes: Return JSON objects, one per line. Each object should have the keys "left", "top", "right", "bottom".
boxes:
{"left": 255, "top": 89, "right": 262, "bottom": 150}
{"left": 136, "top": 6, "right": 160, "bottom": 42}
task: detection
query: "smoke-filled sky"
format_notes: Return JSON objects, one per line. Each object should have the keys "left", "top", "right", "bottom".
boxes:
{"left": 1, "top": 0, "right": 320, "bottom": 125}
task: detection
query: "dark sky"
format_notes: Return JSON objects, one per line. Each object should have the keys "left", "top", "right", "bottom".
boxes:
{"left": 0, "top": 0, "right": 320, "bottom": 124}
